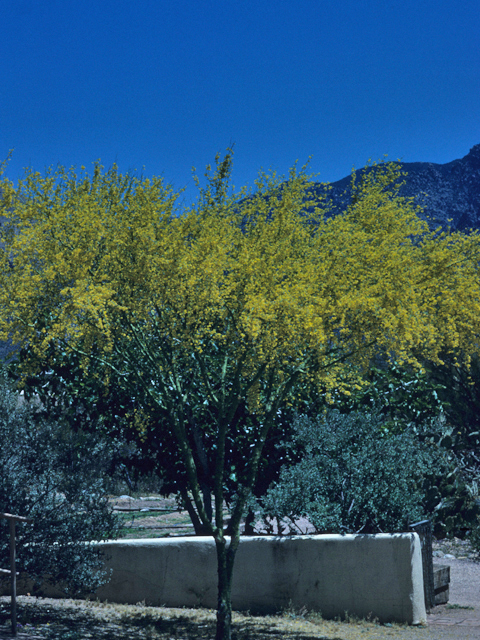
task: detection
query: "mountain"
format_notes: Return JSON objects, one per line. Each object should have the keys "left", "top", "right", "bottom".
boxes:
{"left": 314, "top": 144, "right": 480, "bottom": 232}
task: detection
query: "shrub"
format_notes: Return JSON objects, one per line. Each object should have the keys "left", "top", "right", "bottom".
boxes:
{"left": 260, "top": 409, "right": 445, "bottom": 534}
{"left": 0, "top": 370, "right": 121, "bottom": 596}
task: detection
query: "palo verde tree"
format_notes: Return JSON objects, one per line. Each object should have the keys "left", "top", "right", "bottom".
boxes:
{"left": 2, "top": 153, "right": 480, "bottom": 640}
{"left": 12, "top": 338, "right": 292, "bottom": 533}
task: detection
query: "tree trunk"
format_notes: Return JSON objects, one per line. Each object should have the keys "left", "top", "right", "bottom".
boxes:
{"left": 179, "top": 486, "right": 210, "bottom": 535}
{"left": 215, "top": 537, "right": 237, "bottom": 640}
{"left": 244, "top": 508, "right": 255, "bottom": 535}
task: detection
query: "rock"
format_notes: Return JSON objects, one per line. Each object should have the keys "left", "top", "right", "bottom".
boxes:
{"left": 317, "top": 143, "right": 480, "bottom": 232}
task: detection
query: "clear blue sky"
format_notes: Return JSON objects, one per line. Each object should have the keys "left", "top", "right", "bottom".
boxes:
{"left": 2, "top": 0, "right": 479, "bottom": 202}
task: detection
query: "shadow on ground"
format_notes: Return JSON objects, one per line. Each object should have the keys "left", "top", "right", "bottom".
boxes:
{"left": 0, "top": 596, "right": 425, "bottom": 640}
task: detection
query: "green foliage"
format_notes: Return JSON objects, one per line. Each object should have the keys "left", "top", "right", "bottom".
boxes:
{"left": 13, "top": 338, "right": 281, "bottom": 531}
{"left": 431, "top": 473, "right": 480, "bottom": 537}
{"left": 427, "top": 355, "right": 480, "bottom": 450}
{"left": 0, "top": 370, "right": 121, "bottom": 596}
{"left": 331, "top": 361, "right": 447, "bottom": 430}
{"left": 322, "top": 360, "right": 480, "bottom": 537}
{"left": 260, "top": 410, "right": 445, "bottom": 534}
{"left": 13, "top": 340, "right": 174, "bottom": 496}
{"left": 419, "top": 357, "right": 480, "bottom": 536}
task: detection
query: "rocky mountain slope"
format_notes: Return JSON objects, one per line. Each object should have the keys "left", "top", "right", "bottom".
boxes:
{"left": 315, "top": 143, "right": 480, "bottom": 231}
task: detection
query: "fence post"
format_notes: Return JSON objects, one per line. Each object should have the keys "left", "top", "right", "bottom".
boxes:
{"left": 409, "top": 519, "right": 435, "bottom": 612}
{"left": 1, "top": 513, "right": 33, "bottom": 637}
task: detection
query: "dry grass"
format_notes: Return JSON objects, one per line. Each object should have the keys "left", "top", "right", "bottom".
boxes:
{"left": 1, "top": 497, "right": 466, "bottom": 638}
{"left": 0, "top": 596, "right": 433, "bottom": 640}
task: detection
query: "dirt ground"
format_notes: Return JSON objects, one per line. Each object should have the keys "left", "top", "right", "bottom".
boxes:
{"left": 426, "top": 555, "right": 480, "bottom": 639}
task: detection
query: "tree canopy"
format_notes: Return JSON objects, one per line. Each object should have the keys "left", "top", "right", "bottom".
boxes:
{"left": 2, "top": 153, "right": 480, "bottom": 640}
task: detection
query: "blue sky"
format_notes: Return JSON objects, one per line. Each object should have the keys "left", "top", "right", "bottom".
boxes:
{"left": 1, "top": 0, "right": 479, "bottom": 203}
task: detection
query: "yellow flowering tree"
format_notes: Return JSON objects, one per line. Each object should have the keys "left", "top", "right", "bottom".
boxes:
{"left": 1, "top": 153, "right": 480, "bottom": 640}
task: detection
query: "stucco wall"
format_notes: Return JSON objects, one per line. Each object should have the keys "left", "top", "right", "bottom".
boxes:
{"left": 93, "top": 534, "right": 426, "bottom": 624}
{"left": 2, "top": 533, "right": 426, "bottom": 624}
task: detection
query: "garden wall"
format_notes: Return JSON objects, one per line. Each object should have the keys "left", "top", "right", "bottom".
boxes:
{"left": 4, "top": 533, "right": 426, "bottom": 624}
{"left": 95, "top": 533, "right": 425, "bottom": 624}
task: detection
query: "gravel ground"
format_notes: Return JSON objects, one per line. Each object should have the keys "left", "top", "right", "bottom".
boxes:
{"left": 426, "top": 556, "right": 480, "bottom": 640}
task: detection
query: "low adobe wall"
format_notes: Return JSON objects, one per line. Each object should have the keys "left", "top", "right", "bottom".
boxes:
{"left": 2, "top": 533, "right": 426, "bottom": 624}
{"left": 92, "top": 533, "right": 425, "bottom": 624}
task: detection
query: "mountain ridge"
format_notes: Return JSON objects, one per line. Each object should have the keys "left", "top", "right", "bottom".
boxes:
{"left": 315, "top": 144, "right": 480, "bottom": 231}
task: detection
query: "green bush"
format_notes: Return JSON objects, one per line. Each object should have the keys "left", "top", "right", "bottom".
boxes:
{"left": 260, "top": 409, "right": 445, "bottom": 534}
{"left": 0, "top": 371, "right": 121, "bottom": 596}
{"left": 322, "top": 359, "right": 480, "bottom": 538}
